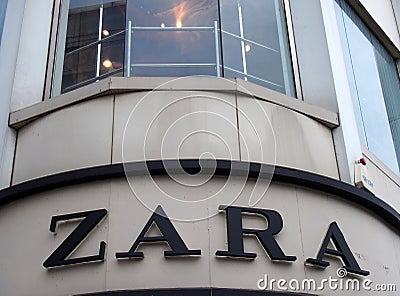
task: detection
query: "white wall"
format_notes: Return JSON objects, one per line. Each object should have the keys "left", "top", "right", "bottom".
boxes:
{"left": 0, "top": 0, "right": 54, "bottom": 189}
{"left": 290, "top": 0, "right": 363, "bottom": 184}
{"left": 0, "top": 0, "right": 26, "bottom": 189}
{"left": 10, "top": 0, "right": 53, "bottom": 111}
{"left": 360, "top": 0, "right": 400, "bottom": 50}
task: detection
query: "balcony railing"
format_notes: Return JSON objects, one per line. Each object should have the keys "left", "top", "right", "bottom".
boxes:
{"left": 125, "top": 20, "right": 221, "bottom": 77}
{"left": 61, "top": 20, "right": 285, "bottom": 94}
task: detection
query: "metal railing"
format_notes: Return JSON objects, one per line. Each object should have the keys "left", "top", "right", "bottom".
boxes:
{"left": 62, "top": 29, "right": 125, "bottom": 93}
{"left": 125, "top": 20, "right": 221, "bottom": 77}
{"left": 61, "top": 20, "right": 284, "bottom": 94}
{"left": 64, "top": 30, "right": 125, "bottom": 57}
{"left": 224, "top": 66, "right": 283, "bottom": 90}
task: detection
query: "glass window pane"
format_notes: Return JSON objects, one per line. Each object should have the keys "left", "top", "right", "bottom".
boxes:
{"left": 245, "top": 44, "right": 285, "bottom": 93}
{"left": 224, "top": 68, "right": 245, "bottom": 81}
{"left": 219, "top": 0, "right": 240, "bottom": 36}
{"left": 100, "top": 34, "right": 125, "bottom": 76}
{"left": 62, "top": 45, "right": 97, "bottom": 91}
{"left": 103, "top": 3, "right": 126, "bottom": 36}
{"left": 220, "top": 0, "right": 295, "bottom": 96}
{"left": 334, "top": 0, "right": 367, "bottom": 147}
{"left": 132, "top": 66, "right": 217, "bottom": 77}
{"left": 52, "top": 0, "right": 296, "bottom": 96}
{"left": 52, "top": 0, "right": 126, "bottom": 96}
{"left": 126, "top": 0, "right": 218, "bottom": 77}
{"left": 127, "top": 0, "right": 217, "bottom": 26}
{"left": 65, "top": 7, "right": 99, "bottom": 53}
{"left": 131, "top": 31, "right": 215, "bottom": 64}
{"left": 335, "top": 0, "right": 400, "bottom": 173}
{"left": 373, "top": 37, "right": 400, "bottom": 169}
{"left": 61, "top": 3, "right": 100, "bottom": 91}
{"left": 241, "top": 0, "right": 279, "bottom": 47}
{"left": 222, "top": 33, "right": 244, "bottom": 74}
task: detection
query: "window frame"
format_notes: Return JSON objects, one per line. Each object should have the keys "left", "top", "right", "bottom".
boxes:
{"left": 43, "top": 0, "right": 62, "bottom": 100}
{"left": 335, "top": 0, "right": 400, "bottom": 174}
{"left": 283, "top": 0, "right": 303, "bottom": 100}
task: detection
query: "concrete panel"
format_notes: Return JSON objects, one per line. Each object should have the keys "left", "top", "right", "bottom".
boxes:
{"left": 298, "top": 188, "right": 400, "bottom": 295}
{"left": 361, "top": 149, "right": 400, "bottom": 214}
{"left": 12, "top": 96, "right": 114, "bottom": 184}
{"left": 393, "top": 235, "right": 400, "bottom": 283}
{"left": 10, "top": 77, "right": 338, "bottom": 129}
{"left": 0, "top": 182, "right": 110, "bottom": 296}
{"left": 112, "top": 91, "right": 240, "bottom": 163}
{"left": 237, "top": 95, "right": 339, "bottom": 178}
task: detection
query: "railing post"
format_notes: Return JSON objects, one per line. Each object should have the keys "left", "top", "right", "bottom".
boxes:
{"left": 126, "top": 21, "right": 132, "bottom": 77}
{"left": 96, "top": 5, "right": 104, "bottom": 78}
{"left": 214, "top": 21, "right": 220, "bottom": 77}
{"left": 238, "top": 4, "right": 247, "bottom": 79}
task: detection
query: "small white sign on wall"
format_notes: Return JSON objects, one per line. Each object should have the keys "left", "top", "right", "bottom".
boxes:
{"left": 354, "top": 160, "right": 375, "bottom": 194}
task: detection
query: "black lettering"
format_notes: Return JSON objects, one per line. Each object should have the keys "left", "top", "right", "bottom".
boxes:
{"left": 216, "top": 205, "right": 296, "bottom": 261}
{"left": 116, "top": 206, "right": 201, "bottom": 259}
{"left": 43, "top": 209, "right": 107, "bottom": 269}
{"left": 306, "top": 222, "right": 369, "bottom": 276}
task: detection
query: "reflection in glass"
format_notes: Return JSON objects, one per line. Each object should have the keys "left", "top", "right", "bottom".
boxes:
{"left": 53, "top": 0, "right": 296, "bottom": 97}
{"left": 62, "top": 45, "right": 98, "bottom": 91}
{"left": 374, "top": 37, "right": 400, "bottom": 171}
{"left": 335, "top": 0, "right": 400, "bottom": 173}
{"left": 222, "top": 34, "right": 244, "bottom": 74}
{"left": 220, "top": 0, "right": 295, "bottom": 96}
{"left": 126, "top": 0, "right": 219, "bottom": 77}
{"left": 99, "top": 34, "right": 125, "bottom": 76}
{"left": 53, "top": 0, "right": 126, "bottom": 95}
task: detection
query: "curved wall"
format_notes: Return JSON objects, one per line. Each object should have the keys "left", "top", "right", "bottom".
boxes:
{"left": 11, "top": 78, "right": 339, "bottom": 185}
{"left": 2, "top": 77, "right": 400, "bottom": 295}
{"left": 1, "top": 167, "right": 400, "bottom": 295}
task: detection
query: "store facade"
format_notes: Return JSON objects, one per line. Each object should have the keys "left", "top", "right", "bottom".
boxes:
{"left": 1, "top": 0, "right": 400, "bottom": 295}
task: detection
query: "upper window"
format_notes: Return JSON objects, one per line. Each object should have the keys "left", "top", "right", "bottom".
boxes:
{"left": 220, "top": 0, "right": 294, "bottom": 94}
{"left": 52, "top": 0, "right": 126, "bottom": 94}
{"left": 335, "top": 0, "right": 400, "bottom": 174}
{"left": 51, "top": 0, "right": 295, "bottom": 97}
{"left": 125, "top": 0, "right": 219, "bottom": 77}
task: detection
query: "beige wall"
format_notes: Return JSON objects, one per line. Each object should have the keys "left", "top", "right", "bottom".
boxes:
{"left": 12, "top": 85, "right": 339, "bottom": 185}
{"left": 359, "top": 147, "right": 400, "bottom": 214}
{"left": 0, "top": 177, "right": 398, "bottom": 296}
{"left": 6, "top": 76, "right": 399, "bottom": 296}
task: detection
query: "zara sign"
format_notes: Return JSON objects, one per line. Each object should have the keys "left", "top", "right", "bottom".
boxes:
{"left": 43, "top": 205, "right": 369, "bottom": 277}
